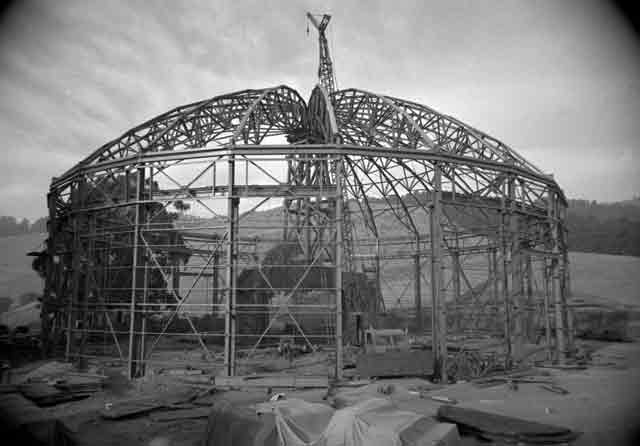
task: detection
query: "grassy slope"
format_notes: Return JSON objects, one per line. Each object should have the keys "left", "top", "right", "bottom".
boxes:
{"left": 569, "top": 251, "right": 640, "bottom": 308}
{"left": 0, "top": 220, "right": 638, "bottom": 310}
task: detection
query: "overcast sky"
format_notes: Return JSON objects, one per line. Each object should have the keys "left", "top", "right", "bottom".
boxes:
{"left": 0, "top": 0, "right": 638, "bottom": 220}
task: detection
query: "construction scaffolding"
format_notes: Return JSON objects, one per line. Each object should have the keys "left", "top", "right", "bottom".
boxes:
{"left": 39, "top": 16, "right": 571, "bottom": 381}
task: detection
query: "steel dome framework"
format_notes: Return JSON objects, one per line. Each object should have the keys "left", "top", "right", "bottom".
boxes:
{"left": 41, "top": 36, "right": 572, "bottom": 381}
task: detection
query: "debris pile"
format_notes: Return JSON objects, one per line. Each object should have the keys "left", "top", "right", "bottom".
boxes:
{"left": 12, "top": 361, "right": 105, "bottom": 407}
{"left": 437, "top": 405, "right": 581, "bottom": 444}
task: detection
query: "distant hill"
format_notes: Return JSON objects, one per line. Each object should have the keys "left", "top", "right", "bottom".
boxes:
{"left": 0, "top": 216, "right": 47, "bottom": 238}
{"left": 569, "top": 251, "right": 640, "bottom": 308}
{"left": 567, "top": 199, "right": 640, "bottom": 256}
{"left": 1, "top": 197, "right": 638, "bottom": 310}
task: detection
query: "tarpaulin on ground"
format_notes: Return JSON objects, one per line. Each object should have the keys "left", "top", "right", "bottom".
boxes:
{"left": 274, "top": 398, "right": 425, "bottom": 446}
{"left": 203, "top": 399, "right": 279, "bottom": 446}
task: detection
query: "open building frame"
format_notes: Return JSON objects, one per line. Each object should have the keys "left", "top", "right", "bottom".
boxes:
{"left": 40, "top": 82, "right": 573, "bottom": 380}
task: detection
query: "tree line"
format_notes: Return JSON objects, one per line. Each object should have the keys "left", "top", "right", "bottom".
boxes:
{"left": 2, "top": 198, "right": 640, "bottom": 256}
{"left": 0, "top": 216, "right": 47, "bottom": 237}
{"left": 567, "top": 199, "right": 640, "bottom": 257}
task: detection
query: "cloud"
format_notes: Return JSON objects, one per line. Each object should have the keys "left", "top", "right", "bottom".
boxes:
{"left": 0, "top": 0, "right": 639, "bottom": 220}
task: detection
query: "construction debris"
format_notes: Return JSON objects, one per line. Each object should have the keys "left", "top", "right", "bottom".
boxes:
{"left": 540, "top": 384, "right": 570, "bottom": 395}
{"left": 0, "top": 393, "right": 76, "bottom": 445}
{"left": 471, "top": 368, "right": 555, "bottom": 388}
{"left": 17, "top": 361, "right": 74, "bottom": 383}
{"left": 214, "top": 374, "right": 328, "bottom": 390}
{"left": 100, "top": 397, "right": 167, "bottom": 420}
{"left": 15, "top": 367, "right": 106, "bottom": 406}
{"left": 429, "top": 395, "right": 458, "bottom": 405}
{"left": 437, "top": 405, "right": 581, "bottom": 444}
{"left": 536, "top": 363, "right": 588, "bottom": 371}
{"left": 162, "top": 368, "right": 204, "bottom": 376}
{"left": 150, "top": 407, "right": 212, "bottom": 422}
{"left": 100, "top": 391, "right": 198, "bottom": 420}
{"left": 19, "top": 382, "right": 87, "bottom": 406}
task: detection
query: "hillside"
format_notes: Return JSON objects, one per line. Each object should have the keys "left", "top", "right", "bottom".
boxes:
{"left": 569, "top": 251, "right": 640, "bottom": 308}
{"left": 1, "top": 198, "right": 639, "bottom": 311}
{"left": 1, "top": 230, "right": 638, "bottom": 312}
{"left": 567, "top": 199, "right": 640, "bottom": 256}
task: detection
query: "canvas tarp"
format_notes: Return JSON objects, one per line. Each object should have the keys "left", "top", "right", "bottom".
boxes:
{"left": 274, "top": 398, "right": 425, "bottom": 446}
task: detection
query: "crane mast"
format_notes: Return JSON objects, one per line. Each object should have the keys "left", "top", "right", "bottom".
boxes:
{"left": 306, "top": 12, "right": 336, "bottom": 94}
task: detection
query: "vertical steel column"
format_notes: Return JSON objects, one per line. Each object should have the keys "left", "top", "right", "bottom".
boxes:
{"left": 550, "top": 193, "right": 566, "bottom": 363}
{"left": 42, "top": 192, "right": 57, "bottom": 357}
{"left": 525, "top": 252, "right": 533, "bottom": 340}
{"left": 139, "top": 195, "right": 151, "bottom": 376}
{"left": 490, "top": 247, "right": 498, "bottom": 305}
{"left": 304, "top": 161, "right": 312, "bottom": 262}
{"left": 543, "top": 256, "right": 552, "bottom": 360}
{"left": 430, "top": 163, "right": 446, "bottom": 381}
{"left": 374, "top": 238, "right": 382, "bottom": 320}
{"left": 452, "top": 230, "right": 461, "bottom": 333}
{"left": 509, "top": 181, "right": 522, "bottom": 352}
{"left": 282, "top": 157, "right": 291, "bottom": 240}
{"left": 78, "top": 214, "right": 94, "bottom": 369}
{"left": 225, "top": 155, "right": 238, "bottom": 376}
{"left": 128, "top": 167, "right": 145, "bottom": 379}
{"left": 212, "top": 242, "right": 219, "bottom": 311}
{"left": 414, "top": 236, "right": 422, "bottom": 332}
{"left": 66, "top": 179, "right": 86, "bottom": 361}
{"left": 335, "top": 155, "right": 344, "bottom": 380}
{"left": 501, "top": 177, "right": 513, "bottom": 368}
{"left": 560, "top": 207, "right": 573, "bottom": 356}
{"left": 564, "top": 250, "right": 574, "bottom": 356}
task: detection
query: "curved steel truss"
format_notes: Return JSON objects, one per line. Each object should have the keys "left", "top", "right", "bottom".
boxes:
{"left": 42, "top": 84, "right": 571, "bottom": 381}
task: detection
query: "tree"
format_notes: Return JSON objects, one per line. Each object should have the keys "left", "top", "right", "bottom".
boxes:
{"left": 173, "top": 200, "right": 191, "bottom": 213}
{"left": 30, "top": 217, "right": 47, "bottom": 233}
{"left": 33, "top": 172, "right": 191, "bottom": 304}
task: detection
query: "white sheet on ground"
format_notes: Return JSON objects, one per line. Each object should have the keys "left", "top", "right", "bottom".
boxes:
{"left": 274, "top": 398, "right": 424, "bottom": 446}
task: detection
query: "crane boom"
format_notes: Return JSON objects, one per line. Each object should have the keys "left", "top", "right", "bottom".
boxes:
{"left": 306, "top": 12, "right": 336, "bottom": 94}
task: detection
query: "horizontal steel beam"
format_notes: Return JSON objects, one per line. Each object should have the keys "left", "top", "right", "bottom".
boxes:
{"left": 51, "top": 144, "right": 562, "bottom": 198}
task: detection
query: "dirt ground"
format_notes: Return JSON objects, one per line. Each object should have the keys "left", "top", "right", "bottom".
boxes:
{"left": 4, "top": 339, "right": 630, "bottom": 445}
